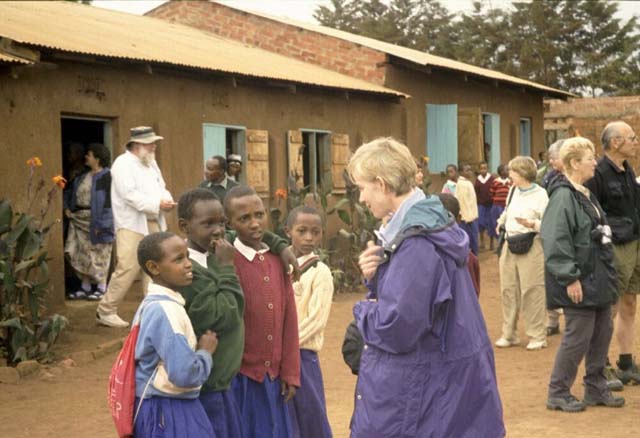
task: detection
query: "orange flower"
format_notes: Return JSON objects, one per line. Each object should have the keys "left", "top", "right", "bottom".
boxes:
{"left": 274, "top": 188, "right": 288, "bottom": 200}
{"left": 52, "top": 175, "right": 67, "bottom": 189}
{"left": 421, "top": 156, "right": 430, "bottom": 165}
{"left": 26, "top": 156, "right": 43, "bottom": 167}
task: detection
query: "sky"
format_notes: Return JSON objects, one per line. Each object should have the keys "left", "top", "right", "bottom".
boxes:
{"left": 93, "top": 0, "right": 640, "bottom": 23}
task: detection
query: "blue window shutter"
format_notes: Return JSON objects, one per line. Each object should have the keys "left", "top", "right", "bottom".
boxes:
{"left": 485, "top": 113, "right": 501, "bottom": 173}
{"left": 426, "top": 104, "right": 458, "bottom": 172}
{"left": 202, "top": 124, "right": 226, "bottom": 165}
{"left": 520, "top": 119, "right": 531, "bottom": 156}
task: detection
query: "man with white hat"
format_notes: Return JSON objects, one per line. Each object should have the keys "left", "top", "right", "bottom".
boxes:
{"left": 227, "top": 153, "right": 243, "bottom": 182}
{"left": 96, "top": 126, "right": 176, "bottom": 328}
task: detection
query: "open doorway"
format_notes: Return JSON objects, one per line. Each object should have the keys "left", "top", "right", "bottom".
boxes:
{"left": 60, "top": 115, "right": 113, "bottom": 297}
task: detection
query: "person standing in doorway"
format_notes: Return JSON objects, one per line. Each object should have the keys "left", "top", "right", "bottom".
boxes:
{"left": 227, "top": 154, "right": 243, "bottom": 182}
{"left": 586, "top": 121, "right": 640, "bottom": 385}
{"left": 200, "top": 155, "right": 239, "bottom": 203}
{"left": 96, "top": 126, "right": 176, "bottom": 328}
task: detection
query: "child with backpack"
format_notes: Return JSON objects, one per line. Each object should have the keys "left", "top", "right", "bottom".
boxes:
{"left": 131, "top": 232, "right": 218, "bottom": 437}
{"left": 285, "top": 206, "right": 333, "bottom": 438}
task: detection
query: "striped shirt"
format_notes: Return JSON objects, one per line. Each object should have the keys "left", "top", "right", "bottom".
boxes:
{"left": 490, "top": 178, "right": 512, "bottom": 207}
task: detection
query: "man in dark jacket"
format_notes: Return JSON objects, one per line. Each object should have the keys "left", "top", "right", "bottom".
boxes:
{"left": 199, "top": 155, "right": 238, "bottom": 202}
{"left": 585, "top": 121, "right": 640, "bottom": 385}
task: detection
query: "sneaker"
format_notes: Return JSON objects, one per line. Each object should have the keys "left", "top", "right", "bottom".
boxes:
{"left": 495, "top": 337, "right": 520, "bottom": 348}
{"left": 546, "top": 325, "right": 560, "bottom": 336}
{"left": 546, "top": 395, "right": 586, "bottom": 412}
{"left": 526, "top": 339, "right": 548, "bottom": 350}
{"left": 615, "top": 361, "right": 640, "bottom": 385}
{"left": 583, "top": 392, "right": 625, "bottom": 408}
{"left": 96, "top": 312, "right": 129, "bottom": 328}
{"left": 604, "top": 366, "right": 624, "bottom": 392}
{"left": 67, "top": 290, "right": 88, "bottom": 300}
{"left": 86, "top": 290, "right": 105, "bottom": 302}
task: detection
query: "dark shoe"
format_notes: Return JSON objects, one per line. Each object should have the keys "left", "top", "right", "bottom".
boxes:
{"left": 546, "top": 325, "right": 560, "bottom": 336}
{"left": 604, "top": 366, "right": 624, "bottom": 392}
{"left": 583, "top": 392, "right": 625, "bottom": 408}
{"left": 615, "top": 361, "right": 640, "bottom": 385}
{"left": 546, "top": 395, "right": 586, "bottom": 412}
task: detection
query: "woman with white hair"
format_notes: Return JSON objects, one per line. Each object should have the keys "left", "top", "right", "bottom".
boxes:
{"left": 349, "top": 138, "right": 504, "bottom": 437}
{"left": 542, "top": 137, "right": 623, "bottom": 412}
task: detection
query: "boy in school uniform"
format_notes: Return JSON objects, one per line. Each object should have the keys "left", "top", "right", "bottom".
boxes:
{"left": 490, "top": 165, "right": 512, "bottom": 238}
{"left": 285, "top": 206, "right": 333, "bottom": 438}
{"left": 176, "top": 188, "right": 297, "bottom": 437}
{"left": 475, "top": 161, "right": 496, "bottom": 251}
{"left": 133, "top": 232, "right": 218, "bottom": 438}
{"left": 225, "top": 185, "right": 300, "bottom": 438}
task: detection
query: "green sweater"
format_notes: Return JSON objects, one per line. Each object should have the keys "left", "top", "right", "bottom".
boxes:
{"left": 179, "top": 231, "right": 288, "bottom": 392}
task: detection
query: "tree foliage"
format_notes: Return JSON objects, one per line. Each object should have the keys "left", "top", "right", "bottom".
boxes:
{"left": 314, "top": 0, "right": 640, "bottom": 96}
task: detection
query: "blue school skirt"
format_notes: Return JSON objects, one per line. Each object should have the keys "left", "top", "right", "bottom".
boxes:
{"left": 489, "top": 205, "right": 504, "bottom": 238}
{"left": 289, "top": 350, "right": 333, "bottom": 438}
{"left": 460, "top": 220, "right": 479, "bottom": 255}
{"left": 478, "top": 205, "right": 493, "bottom": 233}
{"left": 199, "top": 389, "right": 243, "bottom": 438}
{"left": 232, "top": 373, "right": 293, "bottom": 438}
{"left": 133, "top": 396, "right": 215, "bottom": 438}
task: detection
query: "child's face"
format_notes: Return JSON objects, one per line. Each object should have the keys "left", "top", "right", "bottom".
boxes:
{"left": 479, "top": 163, "right": 488, "bottom": 175}
{"left": 227, "top": 194, "right": 266, "bottom": 249}
{"left": 146, "top": 236, "right": 193, "bottom": 289}
{"left": 498, "top": 167, "right": 508, "bottom": 178}
{"left": 179, "top": 199, "right": 226, "bottom": 254}
{"left": 286, "top": 213, "right": 322, "bottom": 258}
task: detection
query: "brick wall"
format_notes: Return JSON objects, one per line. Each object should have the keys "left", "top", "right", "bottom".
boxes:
{"left": 544, "top": 96, "right": 640, "bottom": 162}
{"left": 147, "top": 1, "right": 387, "bottom": 85}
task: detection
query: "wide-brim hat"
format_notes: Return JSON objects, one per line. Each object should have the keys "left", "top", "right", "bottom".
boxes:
{"left": 228, "top": 153, "right": 242, "bottom": 164}
{"left": 127, "top": 126, "right": 163, "bottom": 145}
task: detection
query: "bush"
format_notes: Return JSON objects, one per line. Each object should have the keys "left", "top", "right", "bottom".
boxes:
{"left": 0, "top": 157, "right": 68, "bottom": 364}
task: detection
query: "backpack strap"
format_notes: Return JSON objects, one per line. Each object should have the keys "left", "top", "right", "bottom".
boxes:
{"left": 132, "top": 301, "right": 161, "bottom": 426}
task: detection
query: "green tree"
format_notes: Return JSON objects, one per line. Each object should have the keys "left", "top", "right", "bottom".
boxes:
{"left": 565, "top": 0, "right": 640, "bottom": 96}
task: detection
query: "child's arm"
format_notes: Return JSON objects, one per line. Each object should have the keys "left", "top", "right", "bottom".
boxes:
{"left": 297, "top": 264, "right": 334, "bottom": 345}
{"left": 225, "top": 230, "right": 300, "bottom": 279}
{"left": 142, "top": 305, "right": 213, "bottom": 388}
{"left": 185, "top": 264, "right": 244, "bottom": 336}
{"left": 280, "top": 275, "right": 301, "bottom": 390}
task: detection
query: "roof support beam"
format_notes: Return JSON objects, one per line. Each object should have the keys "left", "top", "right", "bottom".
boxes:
{"left": 0, "top": 37, "right": 40, "bottom": 63}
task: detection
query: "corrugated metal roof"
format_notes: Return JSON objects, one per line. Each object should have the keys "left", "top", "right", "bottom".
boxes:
{"left": 0, "top": 1, "right": 406, "bottom": 98}
{"left": 0, "top": 51, "right": 34, "bottom": 65}
{"left": 211, "top": 1, "right": 574, "bottom": 98}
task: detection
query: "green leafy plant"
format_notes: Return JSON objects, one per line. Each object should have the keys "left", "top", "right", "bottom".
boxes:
{"left": 327, "top": 170, "right": 379, "bottom": 293}
{"left": 0, "top": 157, "right": 68, "bottom": 364}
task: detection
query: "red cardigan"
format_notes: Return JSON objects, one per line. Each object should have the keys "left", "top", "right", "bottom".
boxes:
{"left": 234, "top": 251, "right": 300, "bottom": 387}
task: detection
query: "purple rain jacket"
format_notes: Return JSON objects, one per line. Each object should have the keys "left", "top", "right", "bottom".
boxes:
{"left": 351, "top": 195, "right": 505, "bottom": 438}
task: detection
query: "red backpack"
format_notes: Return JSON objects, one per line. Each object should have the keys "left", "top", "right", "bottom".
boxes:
{"left": 108, "top": 304, "right": 157, "bottom": 437}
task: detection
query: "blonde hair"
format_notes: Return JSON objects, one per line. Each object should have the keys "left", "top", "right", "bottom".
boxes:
{"left": 347, "top": 137, "right": 416, "bottom": 195}
{"left": 560, "top": 137, "right": 595, "bottom": 172}
{"left": 508, "top": 156, "right": 537, "bottom": 182}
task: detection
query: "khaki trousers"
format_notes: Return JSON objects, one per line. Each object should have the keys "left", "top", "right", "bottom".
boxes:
{"left": 499, "top": 237, "right": 547, "bottom": 342}
{"left": 97, "top": 221, "right": 160, "bottom": 315}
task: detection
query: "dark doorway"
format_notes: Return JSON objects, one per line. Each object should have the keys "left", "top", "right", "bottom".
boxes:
{"left": 60, "top": 116, "right": 112, "bottom": 297}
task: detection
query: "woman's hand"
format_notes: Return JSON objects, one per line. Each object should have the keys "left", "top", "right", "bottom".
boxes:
{"left": 515, "top": 217, "right": 535, "bottom": 229}
{"left": 567, "top": 280, "right": 583, "bottom": 304}
{"left": 359, "top": 241, "right": 383, "bottom": 282}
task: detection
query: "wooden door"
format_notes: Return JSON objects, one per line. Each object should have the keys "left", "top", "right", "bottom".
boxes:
{"left": 245, "top": 129, "right": 269, "bottom": 196}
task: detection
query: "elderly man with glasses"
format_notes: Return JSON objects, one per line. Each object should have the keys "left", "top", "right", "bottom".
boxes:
{"left": 586, "top": 121, "right": 640, "bottom": 387}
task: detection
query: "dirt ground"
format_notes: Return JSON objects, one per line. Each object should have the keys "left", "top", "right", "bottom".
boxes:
{"left": 2, "top": 251, "right": 640, "bottom": 437}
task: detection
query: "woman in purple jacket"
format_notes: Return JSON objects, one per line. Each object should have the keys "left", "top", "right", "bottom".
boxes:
{"left": 348, "top": 137, "right": 505, "bottom": 438}
{"left": 64, "top": 143, "right": 114, "bottom": 300}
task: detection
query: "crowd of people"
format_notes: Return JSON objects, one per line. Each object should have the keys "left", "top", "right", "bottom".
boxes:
{"left": 63, "top": 120, "right": 639, "bottom": 436}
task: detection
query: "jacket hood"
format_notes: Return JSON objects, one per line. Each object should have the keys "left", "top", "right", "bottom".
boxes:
{"left": 546, "top": 173, "right": 573, "bottom": 197}
{"left": 394, "top": 196, "right": 470, "bottom": 266}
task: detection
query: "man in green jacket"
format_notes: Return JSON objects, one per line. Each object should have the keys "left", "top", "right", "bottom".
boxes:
{"left": 176, "top": 188, "right": 295, "bottom": 437}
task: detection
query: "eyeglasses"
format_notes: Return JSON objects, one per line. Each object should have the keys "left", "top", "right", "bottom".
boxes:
{"left": 617, "top": 135, "right": 638, "bottom": 143}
